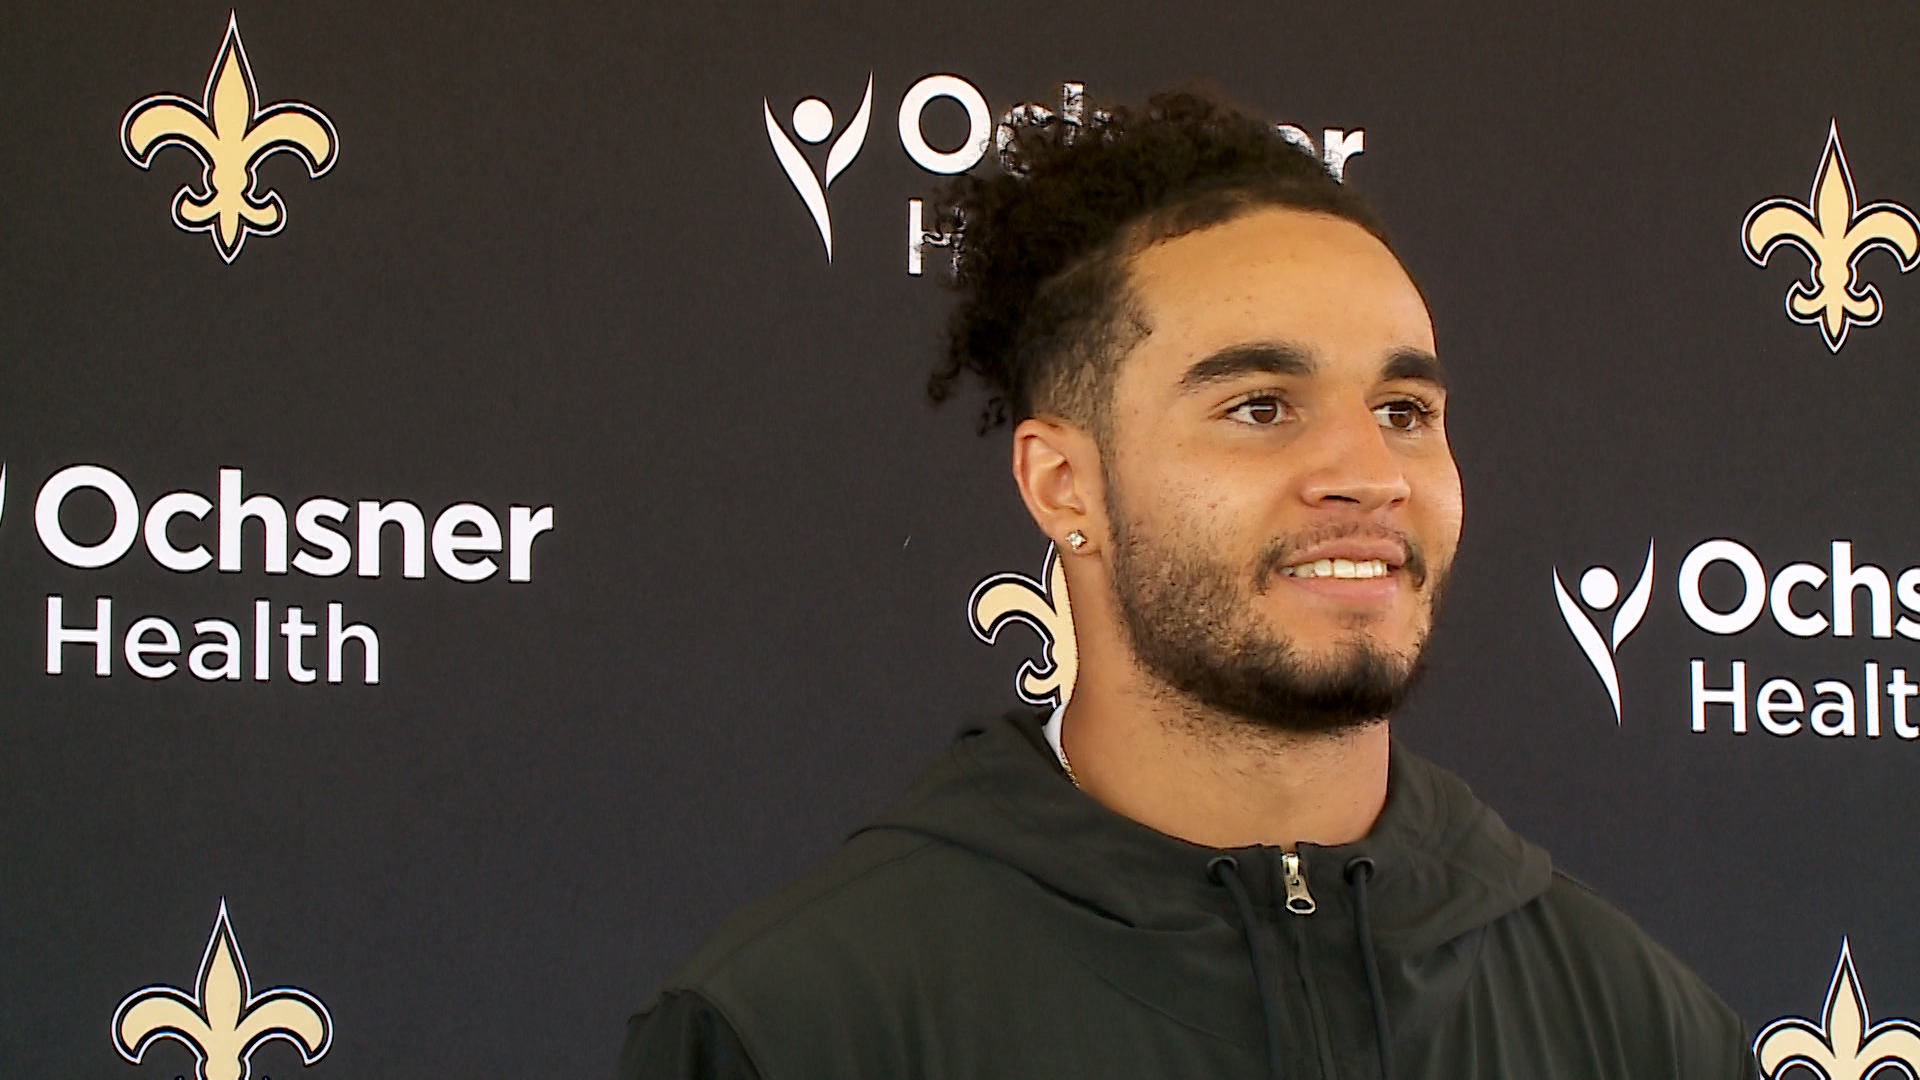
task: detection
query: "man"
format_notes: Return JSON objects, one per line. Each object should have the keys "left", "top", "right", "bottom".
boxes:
{"left": 619, "top": 92, "right": 1756, "bottom": 1079}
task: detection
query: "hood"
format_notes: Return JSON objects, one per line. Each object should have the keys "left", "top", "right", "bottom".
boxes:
{"left": 856, "top": 709, "right": 1554, "bottom": 1057}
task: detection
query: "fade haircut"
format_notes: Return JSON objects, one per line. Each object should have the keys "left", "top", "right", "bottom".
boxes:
{"left": 927, "top": 90, "right": 1391, "bottom": 437}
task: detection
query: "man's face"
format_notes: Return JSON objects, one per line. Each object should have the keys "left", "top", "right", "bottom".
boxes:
{"left": 1100, "top": 207, "right": 1461, "bottom": 732}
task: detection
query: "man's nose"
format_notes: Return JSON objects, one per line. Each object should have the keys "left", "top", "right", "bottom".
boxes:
{"left": 1295, "top": 406, "right": 1412, "bottom": 510}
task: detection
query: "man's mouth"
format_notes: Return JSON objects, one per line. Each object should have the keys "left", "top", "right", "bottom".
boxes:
{"left": 1256, "top": 530, "right": 1427, "bottom": 591}
{"left": 1277, "top": 557, "right": 1392, "bottom": 580}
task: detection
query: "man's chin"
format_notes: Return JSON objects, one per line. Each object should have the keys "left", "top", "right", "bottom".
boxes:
{"left": 1296, "top": 642, "right": 1419, "bottom": 676}
{"left": 1151, "top": 638, "right": 1425, "bottom": 738}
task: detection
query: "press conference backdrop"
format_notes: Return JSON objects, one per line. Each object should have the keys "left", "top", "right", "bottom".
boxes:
{"left": 3, "top": 1, "right": 1917, "bottom": 1076}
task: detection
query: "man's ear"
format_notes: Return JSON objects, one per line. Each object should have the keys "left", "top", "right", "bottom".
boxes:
{"left": 1011, "top": 417, "right": 1106, "bottom": 554}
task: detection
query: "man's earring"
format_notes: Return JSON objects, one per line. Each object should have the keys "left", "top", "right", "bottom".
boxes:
{"left": 1065, "top": 530, "right": 1090, "bottom": 553}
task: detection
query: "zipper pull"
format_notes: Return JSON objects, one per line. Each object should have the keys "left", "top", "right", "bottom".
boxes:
{"left": 1281, "top": 851, "right": 1317, "bottom": 915}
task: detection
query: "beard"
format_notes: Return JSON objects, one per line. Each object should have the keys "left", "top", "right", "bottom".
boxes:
{"left": 1107, "top": 501, "right": 1441, "bottom": 738}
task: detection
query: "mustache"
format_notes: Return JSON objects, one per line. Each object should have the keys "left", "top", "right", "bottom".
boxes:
{"left": 1252, "top": 524, "right": 1428, "bottom": 591}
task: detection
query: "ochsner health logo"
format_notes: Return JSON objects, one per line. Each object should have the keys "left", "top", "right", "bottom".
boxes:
{"left": 765, "top": 76, "right": 1364, "bottom": 272}
{"left": 763, "top": 76, "right": 874, "bottom": 261}
{"left": 1556, "top": 536, "right": 1920, "bottom": 739}
{"left": 1552, "top": 543, "right": 1655, "bottom": 723}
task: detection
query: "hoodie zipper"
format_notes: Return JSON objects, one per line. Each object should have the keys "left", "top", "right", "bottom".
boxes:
{"left": 1284, "top": 851, "right": 1340, "bottom": 1079}
{"left": 1282, "top": 851, "right": 1317, "bottom": 914}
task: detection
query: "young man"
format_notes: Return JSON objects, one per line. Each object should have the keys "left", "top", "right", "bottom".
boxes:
{"left": 619, "top": 93, "right": 1756, "bottom": 1079}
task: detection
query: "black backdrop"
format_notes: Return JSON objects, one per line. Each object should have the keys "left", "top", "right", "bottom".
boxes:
{"left": 5, "top": 1, "right": 1920, "bottom": 1076}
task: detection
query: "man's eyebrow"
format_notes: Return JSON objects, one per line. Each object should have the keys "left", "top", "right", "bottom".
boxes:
{"left": 1178, "top": 344, "right": 1314, "bottom": 392}
{"left": 1383, "top": 348, "right": 1445, "bottom": 388}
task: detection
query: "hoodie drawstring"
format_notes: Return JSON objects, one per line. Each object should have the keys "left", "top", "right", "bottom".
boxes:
{"left": 1344, "top": 856, "right": 1396, "bottom": 1080}
{"left": 1205, "top": 854, "right": 1396, "bottom": 1080}
{"left": 1208, "top": 855, "right": 1285, "bottom": 1080}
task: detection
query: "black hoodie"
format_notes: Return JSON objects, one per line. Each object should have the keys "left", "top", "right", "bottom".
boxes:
{"left": 619, "top": 712, "right": 1756, "bottom": 1079}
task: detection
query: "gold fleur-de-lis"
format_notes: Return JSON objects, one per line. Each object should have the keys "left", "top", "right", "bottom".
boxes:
{"left": 1754, "top": 938, "right": 1920, "bottom": 1080}
{"left": 112, "top": 901, "right": 332, "bottom": 1080}
{"left": 120, "top": 13, "right": 338, "bottom": 262}
{"left": 968, "top": 544, "right": 1078, "bottom": 706}
{"left": 1743, "top": 121, "right": 1920, "bottom": 351}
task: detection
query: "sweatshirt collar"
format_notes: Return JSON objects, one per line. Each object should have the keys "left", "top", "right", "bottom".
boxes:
{"left": 866, "top": 710, "right": 1553, "bottom": 951}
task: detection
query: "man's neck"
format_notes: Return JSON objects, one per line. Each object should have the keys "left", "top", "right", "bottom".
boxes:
{"left": 1058, "top": 680, "right": 1391, "bottom": 851}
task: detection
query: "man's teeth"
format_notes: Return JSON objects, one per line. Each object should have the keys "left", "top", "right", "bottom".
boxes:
{"left": 1280, "top": 558, "right": 1391, "bottom": 580}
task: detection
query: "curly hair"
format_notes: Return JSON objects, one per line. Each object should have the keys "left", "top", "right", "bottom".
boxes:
{"left": 927, "top": 90, "right": 1390, "bottom": 436}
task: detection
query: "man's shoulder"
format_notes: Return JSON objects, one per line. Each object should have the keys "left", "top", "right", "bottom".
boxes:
{"left": 635, "top": 826, "right": 1042, "bottom": 1080}
{"left": 1495, "top": 870, "right": 1751, "bottom": 1065}
{"left": 661, "top": 825, "right": 1006, "bottom": 999}
{"left": 1528, "top": 871, "right": 1724, "bottom": 995}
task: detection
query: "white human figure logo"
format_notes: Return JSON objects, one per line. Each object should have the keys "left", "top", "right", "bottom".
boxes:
{"left": 1552, "top": 542, "right": 1655, "bottom": 723}
{"left": 764, "top": 76, "right": 873, "bottom": 261}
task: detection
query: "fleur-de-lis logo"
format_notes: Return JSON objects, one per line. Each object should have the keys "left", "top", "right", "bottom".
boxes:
{"left": 968, "top": 544, "right": 1078, "bottom": 707}
{"left": 120, "top": 13, "right": 338, "bottom": 263}
{"left": 764, "top": 77, "right": 873, "bottom": 261}
{"left": 1755, "top": 938, "right": 1920, "bottom": 1079}
{"left": 112, "top": 901, "right": 332, "bottom": 1080}
{"left": 1552, "top": 542, "right": 1654, "bottom": 724}
{"left": 1743, "top": 122, "right": 1920, "bottom": 351}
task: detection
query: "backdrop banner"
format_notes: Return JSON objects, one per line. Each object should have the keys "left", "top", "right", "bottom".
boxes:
{"left": 4, "top": 2, "right": 1918, "bottom": 1076}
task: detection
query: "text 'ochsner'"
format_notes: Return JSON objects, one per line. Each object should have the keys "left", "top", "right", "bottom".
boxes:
{"left": 1683, "top": 539, "right": 1920, "bottom": 738}
{"left": 35, "top": 465, "right": 555, "bottom": 686}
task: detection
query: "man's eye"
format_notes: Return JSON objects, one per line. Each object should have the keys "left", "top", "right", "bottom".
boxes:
{"left": 1226, "top": 397, "right": 1289, "bottom": 425}
{"left": 1373, "top": 400, "right": 1434, "bottom": 432}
